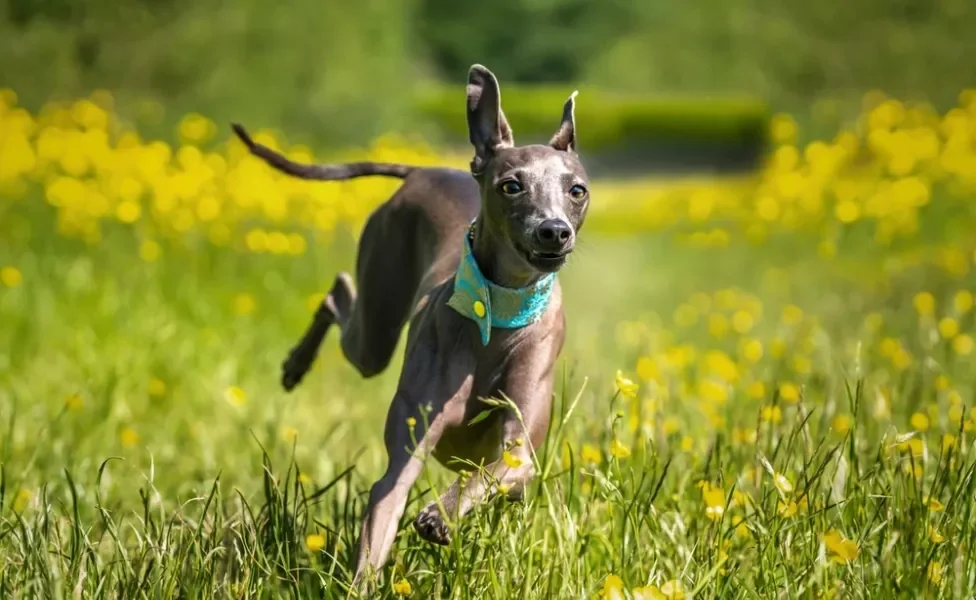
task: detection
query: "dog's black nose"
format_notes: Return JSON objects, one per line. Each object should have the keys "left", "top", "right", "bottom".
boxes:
{"left": 534, "top": 219, "right": 573, "bottom": 251}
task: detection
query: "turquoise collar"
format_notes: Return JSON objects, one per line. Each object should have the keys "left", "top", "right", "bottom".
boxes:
{"left": 447, "top": 223, "right": 556, "bottom": 345}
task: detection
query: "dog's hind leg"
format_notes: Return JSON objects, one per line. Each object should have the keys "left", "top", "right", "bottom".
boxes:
{"left": 281, "top": 197, "right": 428, "bottom": 391}
{"left": 280, "top": 272, "right": 356, "bottom": 391}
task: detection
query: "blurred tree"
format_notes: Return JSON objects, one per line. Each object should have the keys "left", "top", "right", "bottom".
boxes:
{"left": 416, "top": 0, "right": 632, "bottom": 84}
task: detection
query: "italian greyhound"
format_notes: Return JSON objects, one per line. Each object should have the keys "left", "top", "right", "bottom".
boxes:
{"left": 231, "top": 64, "right": 589, "bottom": 592}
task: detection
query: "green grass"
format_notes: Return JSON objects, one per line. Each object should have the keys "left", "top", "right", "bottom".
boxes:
{"left": 2, "top": 191, "right": 976, "bottom": 599}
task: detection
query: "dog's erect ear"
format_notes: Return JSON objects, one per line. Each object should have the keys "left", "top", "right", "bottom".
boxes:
{"left": 549, "top": 91, "right": 578, "bottom": 154}
{"left": 467, "top": 64, "right": 514, "bottom": 175}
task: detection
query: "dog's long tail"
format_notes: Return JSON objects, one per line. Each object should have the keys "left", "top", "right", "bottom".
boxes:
{"left": 230, "top": 123, "right": 415, "bottom": 180}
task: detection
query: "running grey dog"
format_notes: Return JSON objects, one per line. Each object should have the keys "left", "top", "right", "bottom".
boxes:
{"left": 231, "top": 64, "right": 589, "bottom": 590}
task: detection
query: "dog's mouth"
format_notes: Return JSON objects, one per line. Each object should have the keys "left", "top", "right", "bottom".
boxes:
{"left": 526, "top": 249, "right": 572, "bottom": 272}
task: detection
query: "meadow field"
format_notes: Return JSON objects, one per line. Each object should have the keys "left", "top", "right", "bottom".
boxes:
{"left": 2, "top": 88, "right": 976, "bottom": 599}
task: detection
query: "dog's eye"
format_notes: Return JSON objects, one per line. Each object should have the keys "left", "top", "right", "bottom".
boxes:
{"left": 569, "top": 184, "right": 587, "bottom": 199}
{"left": 500, "top": 181, "right": 523, "bottom": 195}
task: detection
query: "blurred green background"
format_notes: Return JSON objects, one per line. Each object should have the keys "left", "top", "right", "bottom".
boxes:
{"left": 2, "top": 0, "right": 973, "bottom": 156}
{"left": 4, "top": 2, "right": 976, "bottom": 598}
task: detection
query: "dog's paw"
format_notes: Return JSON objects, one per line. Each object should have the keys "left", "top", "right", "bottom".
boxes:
{"left": 281, "top": 347, "right": 314, "bottom": 392}
{"left": 413, "top": 504, "right": 452, "bottom": 546}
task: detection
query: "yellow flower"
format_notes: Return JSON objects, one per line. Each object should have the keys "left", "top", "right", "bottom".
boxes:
{"left": 13, "top": 489, "right": 31, "bottom": 513}
{"left": 701, "top": 482, "right": 726, "bottom": 520}
{"left": 864, "top": 312, "right": 884, "bottom": 331}
{"left": 614, "top": 370, "right": 639, "bottom": 399}
{"left": 913, "top": 292, "right": 935, "bottom": 316}
{"left": 938, "top": 317, "right": 960, "bottom": 339}
{"left": 636, "top": 356, "right": 659, "bottom": 381}
{"left": 927, "top": 561, "right": 943, "bottom": 585}
{"left": 581, "top": 443, "right": 602, "bottom": 465}
{"left": 773, "top": 472, "right": 794, "bottom": 494}
{"left": 609, "top": 439, "right": 631, "bottom": 459}
{"left": 897, "top": 437, "right": 924, "bottom": 457}
{"left": 822, "top": 529, "right": 859, "bottom": 563}
{"left": 698, "top": 379, "right": 729, "bottom": 404}
{"left": 139, "top": 240, "right": 161, "bottom": 262}
{"left": 178, "top": 112, "right": 216, "bottom": 144}
{"left": 393, "top": 579, "right": 412, "bottom": 595}
{"left": 115, "top": 200, "right": 142, "bottom": 224}
{"left": 148, "top": 377, "right": 167, "bottom": 397}
{"left": 120, "top": 427, "right": 139, "bottom": 447}
{"left": 941, "top": 434, "right": 958, "bottom": 453}
{"left": 704, "top": 350, "right": 739, "bottom": 382}
{"left": 928, "top": 526, "right": 945, "bottom": 544}
{"left": 904, "top": 463, "right": 924, "bottom": 479}
{"left": 835, "top": 201, "right": 860, "bottom": 223}
{"left": 747, "top": 381, "right": 766, "bottom": 399}
{"left": 65, "top": 393, "right": 84, "bottom": 411}
{"left": 406, "top": 417, "right": 417, "bottom": 428}
{"left": 708, "top": 313, "right": 729, "bottom": 338}
{"left": 732, "top": 427, "right": 757, "bottom": 444}
{"left": 225, "top": 385, "right": 247, "bottom": 406}
{"left": 953, "top": 334, "right": 974, "bottom": 355}
{"left": 233, "top": 293, "right": 256, "bottom": 316}
{"left": 282, "top": 426, "right": 299, "bottom": 442}
{"left": 502, "top": 450, "right": 523, "bottom": 468}
{"left": 953, "top": 290, "right": 974, "bottom": 314}
{"left": 910, "top": 412, "right": 930, "bottom": 432}
{"left": 924, "top": 496, "right": 944, "bottom": 512}
{"left": 779, "top": 383, "right": 800, "bottom": 403}
{"left": 299, "top": 473, "right": 312, "bottom": 485}
{"left": 879, "top": 337, "right": 900, "bottom": 357}
{"left": 0, "top": 266, "right": 22, "bottom": 288}
{"left": 732, "top": 515, "right": 749, "bottom": 538}
{"left": 791, "top": 355, "right": 812, "bottom": 375}
{"left": 741, "top": 339, "right": 764, "bottom": 363}
{"left": 245, "top": 229, "right": 268, "bottom": 253}
{"left": 761, "top": 405, "right": 782, "bottom": 424}
{"left": 728, "top": 490, "right": 749, "bottom": 508}
{"left": 305, "top": 533, "right": 325, "bottom": 552}
{"left": 781, "top": 304, "right": 804, "bottom": 325}
{"left": 680, "top": 436, "right": 693, "bottom": 452}
{"left": 660, "top": 579, "right": 686, "bottom": 600}
{"left": 632, "top": 586, "right": 666, "bottom": 600}
{"left": 770, "top": 113, "right": 798, "bottom": 144}
{"left": 731, "top": 310, "right": 754, "bottom": 334}
{"left": 778, "top": 499, "right": 798, "bottom": 517}
{"left": 892, "top": 347, "right": 913, "bottom": 370}
{"left": 934, "top": 375, "right": 951, "bottom": 391}
{"left": 832, "top": 414, "right": 851, "bottom": 434}
{"left": 602, "top": 575, "right": 625, "bottom": 600}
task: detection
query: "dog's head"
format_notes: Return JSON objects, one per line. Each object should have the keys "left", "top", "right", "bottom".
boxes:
{"left": 466, "top": 64, "right": 589, "bottom": 280}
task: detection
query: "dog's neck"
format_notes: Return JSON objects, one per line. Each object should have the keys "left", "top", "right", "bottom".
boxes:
{"left": 447, "top": 219, "right": 556, "bottom": 346}
{"left": 469, "top": 218, "right": 545, "bottom": 289}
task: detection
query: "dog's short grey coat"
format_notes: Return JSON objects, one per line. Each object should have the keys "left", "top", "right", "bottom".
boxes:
{"left": 232, "top": 64, "right": 589, "bottom": 593}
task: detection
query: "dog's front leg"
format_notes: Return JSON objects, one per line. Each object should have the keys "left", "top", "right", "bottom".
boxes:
{"left": 352, "top": 399, "right": 439, "bottom": 592}
{"left": 414, "top": 397, "right": 550, "bottom": 545}
{"left": 352, "top": 342, "right": 473, "bottom": 593}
